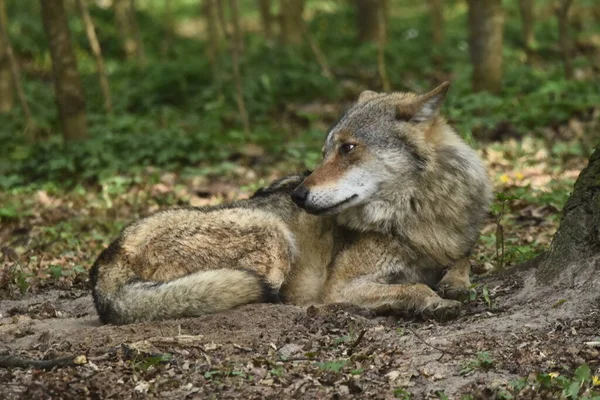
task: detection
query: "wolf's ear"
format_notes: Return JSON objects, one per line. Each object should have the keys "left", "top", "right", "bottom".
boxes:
{"left": 411, "top": 81, "right": 450, "bottom": 123}
{"left": 358, "top": 90, "right": 379, "bottom": 104}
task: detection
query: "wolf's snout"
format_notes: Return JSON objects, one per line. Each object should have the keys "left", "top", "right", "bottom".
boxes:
{"left": 291, "top": 185, "right": 309, "bottom": 207}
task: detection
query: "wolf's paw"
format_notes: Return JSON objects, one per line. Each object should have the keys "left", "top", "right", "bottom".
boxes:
{"left": 420, "top": 297, "right": 462, "bottom": 322}
{"left": 436, "top": 280, "right": 470, "bottom": 301}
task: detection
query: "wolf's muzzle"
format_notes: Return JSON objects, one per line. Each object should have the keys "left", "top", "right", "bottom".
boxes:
{"left": 291, "top": 185, "right": 309, "bottom": 207}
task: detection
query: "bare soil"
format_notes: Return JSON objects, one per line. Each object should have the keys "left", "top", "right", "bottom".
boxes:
{"left": 0, "top": 270, "right": 598, "bottom": 399}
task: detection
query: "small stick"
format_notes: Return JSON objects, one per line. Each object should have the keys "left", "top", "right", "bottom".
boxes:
{"left": 0, "top": 354, "right": 77, "bottom": 370}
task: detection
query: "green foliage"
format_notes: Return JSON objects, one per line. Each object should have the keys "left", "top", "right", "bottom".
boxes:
{"left": 315, "top": 360, "right": 347, "bottom": 373}
{"left": 460, "top": 352, "right": 495, "bottom": 376}
{"left": 2, "top": 0, "right": 599, "bottom": 189}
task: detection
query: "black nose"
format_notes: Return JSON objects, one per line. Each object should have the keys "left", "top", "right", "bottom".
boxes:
{"left": 291, "top": 185, "right": 309, "bottom": 206}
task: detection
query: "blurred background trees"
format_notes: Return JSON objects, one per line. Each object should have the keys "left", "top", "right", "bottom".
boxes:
{"left": 0, "top": 0, "right": 599, "bottom": 188}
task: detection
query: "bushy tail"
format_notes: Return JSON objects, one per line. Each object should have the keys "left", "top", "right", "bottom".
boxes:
{"left": 91, "top": 260, "right": 278, "bottom": 325}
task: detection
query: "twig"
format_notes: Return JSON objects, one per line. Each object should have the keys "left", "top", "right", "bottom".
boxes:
{"left": 350, "top": 329, "right": 367, "bottom": 348}
{"left": 406, "top": 326, "right": 459, "bottom": 360}
{"left": 0, "top": 354, "right": 77, "bottom": 370}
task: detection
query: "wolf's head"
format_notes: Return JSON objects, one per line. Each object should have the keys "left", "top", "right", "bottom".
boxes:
{"left": 291, "top": 82, "right": 452, "bottom": 215}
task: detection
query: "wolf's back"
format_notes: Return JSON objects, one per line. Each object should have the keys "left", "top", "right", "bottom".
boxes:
{"left": 89, "top": 240, "right": 278, "bottom": 325}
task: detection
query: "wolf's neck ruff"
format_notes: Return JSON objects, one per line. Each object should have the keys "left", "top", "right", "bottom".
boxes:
{"left": 334, "top": 119, "right": 491, "bottom": 266}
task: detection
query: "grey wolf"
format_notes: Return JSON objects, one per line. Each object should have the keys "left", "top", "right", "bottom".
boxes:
{"left": 90, "top": 82, "right": 492, "bottom": 325}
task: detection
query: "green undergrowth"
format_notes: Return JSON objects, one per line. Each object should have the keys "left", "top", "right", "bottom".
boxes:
{"left": 0, "top": 0, "right": 599, "bottom": 188}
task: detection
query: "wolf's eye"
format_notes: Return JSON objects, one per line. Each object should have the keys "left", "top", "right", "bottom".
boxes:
{"left": 340, "top": 143, "right": 356, "bottom": 154}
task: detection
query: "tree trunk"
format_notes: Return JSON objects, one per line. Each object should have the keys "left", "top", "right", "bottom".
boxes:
{"left": 77, "top": 0, "right": 112, "bottom": 113}
{"left": 280, "top": 0, "right": 304, "bottom": 45}
{"left": 467, "top": 0, "right": 504, "bottom": 94}
{"left": 113, "top": 0, "right": 146, "bottom": 65}
{"left": 258, "top": 0, "right": 272, "bottom": 40}
{"left": 356, "top": 0, "right": 387, "bottom": 43}
{"left": 535, "top": 148, "right": 600, "bottom": 286}
{"left": 227, "top": 0, "right": 250, "bottom": 137}
{"left": 556, "top": 0, "right": 573, "bottom": 79}
{"left": 0, "top": 0, "right": 12, "bottom": 113}
{"left": 40, "top": 0, "right": 88, "bottom": 141}
{"left": 518, "top": 0, "right": 534, "bottom": 59}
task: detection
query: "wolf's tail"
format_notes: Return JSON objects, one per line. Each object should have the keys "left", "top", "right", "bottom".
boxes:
{"left": 89, "top": 244, "right": 278, "bottom": 325}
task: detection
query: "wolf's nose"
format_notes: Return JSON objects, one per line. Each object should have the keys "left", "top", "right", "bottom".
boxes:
{"left": 291, "top": 185, "right": 309, "bottom": 207}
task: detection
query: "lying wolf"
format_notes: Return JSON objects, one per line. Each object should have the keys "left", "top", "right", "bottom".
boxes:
{"left": 90, "top": 82, "right": 492, "bottom": 325}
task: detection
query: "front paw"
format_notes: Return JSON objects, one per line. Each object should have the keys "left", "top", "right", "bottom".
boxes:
{"left": 420, "top": 297, "right": 462, "bottom": 322}
{"left": 437, "top": 281, "right": 470, "bottom": 301}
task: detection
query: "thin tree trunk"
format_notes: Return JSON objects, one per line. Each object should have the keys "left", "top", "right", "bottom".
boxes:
{"left": 428, "top": 0, "right": 444, "bottom": 64}
{"left": 204, "top": 0, "right": 222, "bottom": 94}
{"left": 0, "top": 0, "right": 12, "bottom": 113}
{"left": 258, "top": 0, "right": 272, "bottom": 40}
{"left": 161, "top": 0, "right": 173, "bottom": 57}
{"left": 467, "top": 0, "right": 504, "bottom": 94}
{"left": 227, "top": 0, "right": 250, "bottom": 137}
{"left": 377, "top": 1, "right": 390, "bottom": 92}
{"left": 40, "top": 0, "right": 88, "bottom": 141}
{"left": 301, "top": 20, "right": 332, "bottom": 79}
{"left": 0, "top": 0, "right": 34, "bottom": 140}
{"left": 556, "top": 0, "right": 573, "bottom": 79}
{"left": 114, "top": 0, "right": 145, "bottom": 66}
{"left": 216, "top": 0, "right": 230, "bottom": 42}
{"left": 77, "top": 0, "right": 112, "bottom": 113}
{"left": 229, "top": 0, "right": 244, "bottom": 54}
{"left": 518, "top": 0, "right": 534, "bottom": 60}
{"left": 128, "top": 0, "right": 146, "bottom": 66}
{"left": 280, "top": 0, "right": 304, "bottom": 45}
{"left": 356, "top": 0, "right": 386, "bottom": 43}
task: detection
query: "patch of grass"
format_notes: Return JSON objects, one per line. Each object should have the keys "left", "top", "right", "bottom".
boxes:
{"left": 393, "top": 387, "right": 412, "bottom": 399}
{"left": 460, "top": 352, "right": 495, "bottom": 376}
{"left": 315, "top": 360, "right": 347, "bottom": 373}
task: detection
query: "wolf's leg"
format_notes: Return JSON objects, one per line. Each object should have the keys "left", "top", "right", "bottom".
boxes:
{"left": 436, "top": 257, "right": 471, "bottom": 300}
{"left": 325, "top": 281, "right": 461, "bottom": 322}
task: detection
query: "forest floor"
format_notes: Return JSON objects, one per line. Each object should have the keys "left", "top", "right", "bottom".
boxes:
{"left": 1, "top": 125, "right": 599, "bottom": 399}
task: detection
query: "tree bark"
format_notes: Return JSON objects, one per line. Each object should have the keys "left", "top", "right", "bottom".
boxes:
{"left": 0, "top": 0, "right": 12, "bottom": 113}
{"left": 257, "top": 0, "right": 272, "bottom": 40}
{"left": 227, "top": 0, "right": 250, "bottom": 137}
{"left": 113, "top": 0, "right": 146, "bottom": 65}
{"left": 535, "top": 148, "right": 600, "bottom": 286}
{"left": 280, "top": 0, "right": 304, "bottom": 45}
{"left": 41, "top": 0, "right": 88, "bottom": 141}
{"left": 518, "top": 0, "right": 534, "bottom": 59}
{"left": 556, "top": 0, "right": 573, "bottom": 79}
{"left": 467, "top": 0, "right": 504, "bottom": 94}
{"left": 77, "top": 0, "right": 112, "bottom": 113}
{"left": 356, "top": 0, "right": 387, "bottom": 43}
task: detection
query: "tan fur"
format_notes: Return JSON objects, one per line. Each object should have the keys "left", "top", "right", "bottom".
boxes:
{"left": 91, "top": 82, "right": 492, "bottom": 325}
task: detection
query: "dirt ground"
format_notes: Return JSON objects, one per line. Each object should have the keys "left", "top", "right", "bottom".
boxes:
{"left": 0, "top": 269, "right": 598, "bottom": 399}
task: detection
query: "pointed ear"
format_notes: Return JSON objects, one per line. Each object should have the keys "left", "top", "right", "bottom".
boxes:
{"left": 358, "top": 90, "right": 379, "bottom": 104}
{"left": 411, "top": 82, "right": 450, "bottom": 123}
